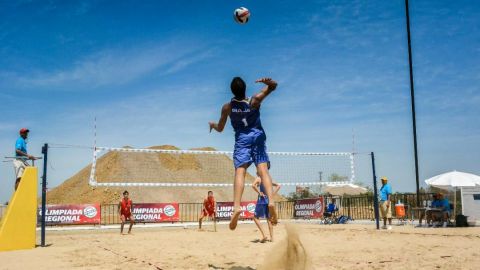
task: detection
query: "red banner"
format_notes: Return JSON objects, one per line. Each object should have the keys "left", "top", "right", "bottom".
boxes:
{"left": 39, "top": 204, "right": 101, "bottom": 225}
{"left": 294, "top": 197, "right": 324, "bottom": 219}
{"left": 132, "top": 203, "right": 179, "bottom": 222}
{"left": 216, "top": 201, "right": 257, "bottom": 220}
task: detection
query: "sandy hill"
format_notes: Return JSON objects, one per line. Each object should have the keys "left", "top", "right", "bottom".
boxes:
{"left": 47, "top": 145, "right": 282, "bottom": 204}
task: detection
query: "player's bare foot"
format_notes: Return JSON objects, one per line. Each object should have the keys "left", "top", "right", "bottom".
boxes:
{"left": 268, "top": 204, "right": 278, "bottom": 225}
{"left": 260, "top": 237, "right": 268, "bottom": 243}
{"left": 229, "top": 209, "right": 242, "bottom": 230}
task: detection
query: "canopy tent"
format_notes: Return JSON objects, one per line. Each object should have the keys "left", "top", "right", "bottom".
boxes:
{"left": 425, "top": 171, "right": 480, "bottom": 189}
{"left": 323, "top": 183, "right": 367, "bottom": 196}
{"left": 424, "top": 171, "right": 480, "bottom": 216}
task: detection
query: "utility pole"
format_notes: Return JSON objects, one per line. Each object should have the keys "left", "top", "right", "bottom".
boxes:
{"left": 405, "top": 0, "right": 421, "bottom": 206}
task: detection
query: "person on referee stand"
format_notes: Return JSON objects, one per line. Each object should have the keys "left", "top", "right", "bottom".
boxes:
{"left": 379, "top": 176, "right": 393, "bottom": 230}
{"left": 14, "top": 128, "right": 37, "bottom": 190}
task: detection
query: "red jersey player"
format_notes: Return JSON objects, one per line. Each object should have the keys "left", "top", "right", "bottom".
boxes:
{"left": 118, "top": 190, "right": 134, "bottom": 234}
{"left": 199, "top": 191, "right": 216, "bottom": 231}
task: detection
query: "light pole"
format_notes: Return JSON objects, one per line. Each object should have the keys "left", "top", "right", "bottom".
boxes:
{"left": 405, "top": 0, "right": 421, "bottom": 206}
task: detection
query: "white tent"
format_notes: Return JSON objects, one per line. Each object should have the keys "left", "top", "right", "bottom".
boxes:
{"left": 323, "top": 183, "right": 367, "bottom": 196}
{"left": 425, "top": 171, "right": 480, "bottom": 189}
{"left": 424, "top": 171, "right": 480, "bottom": 217}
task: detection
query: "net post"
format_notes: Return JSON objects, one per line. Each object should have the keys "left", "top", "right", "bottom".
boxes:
{"left": 41, "top": 143, "right": 48, "bottom": 247}
{"left": 371, "top": 152, "right": 380, "bottom": 230}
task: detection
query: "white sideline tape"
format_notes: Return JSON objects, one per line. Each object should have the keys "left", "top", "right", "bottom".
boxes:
{"left": 95, "top": 146, "right": 352, "bottom": 156}
{"left": 38, "top": 219, "right": 377, "bottom": 232}
{"left": 90, "top": 181, "right": 352, "bottom": 187}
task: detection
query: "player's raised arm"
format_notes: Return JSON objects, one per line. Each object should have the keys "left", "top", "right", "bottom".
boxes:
{"left": 250, "top": 77, "right": 278, "bottom": 109}
{"left": 272, "top": 181, "right": 281, "bottom": 195}
{"left": 251, "top": 177, "right": 262, "bottom": 194}
{"left": 209, "top": 103, "right": 231, "bottom": 133}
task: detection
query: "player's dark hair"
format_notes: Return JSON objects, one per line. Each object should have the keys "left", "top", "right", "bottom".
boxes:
{"left": 123, "top": 190, "right": 129, "bottom": 195}
{"left": 208, "top": 191, "right": 213, "bottom": 195}
{"left": 231, "top": 77, "right": 246, "bottom": 99}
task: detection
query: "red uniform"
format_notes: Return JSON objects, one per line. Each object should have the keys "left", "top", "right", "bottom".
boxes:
{"left": 120, "top": 198, "right": 132, "bottom": 220}
{"left": 203, "top": 197, "right": 215, "bottom": 217}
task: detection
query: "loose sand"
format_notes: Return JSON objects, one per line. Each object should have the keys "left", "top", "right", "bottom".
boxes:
{"left": 0, "top": 223, "right": 479, "bottom": 270}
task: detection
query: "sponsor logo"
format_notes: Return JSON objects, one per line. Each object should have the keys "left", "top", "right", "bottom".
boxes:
{"left": 133, "top": 208, "right": 164, "bottom": 214}
{"left": 163, "top": 205, "right": 176, "bottom": 217}
{"left": 246, "top": 203, "right": 256, "bottom": 213}
{"left": 315, "top": 200, "right": 322, "bottom": 213}
{"left": 84, "top": 206, "right": 98, "bottom": 218}
{"left": 216, "top": 202, "right": 257, "bottom": 219}
{"left": 294, "top": 198, "right": 324, "bottom": 217}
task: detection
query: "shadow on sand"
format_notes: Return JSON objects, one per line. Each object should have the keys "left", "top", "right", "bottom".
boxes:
{"left": 208, "top": 264, "right": 255, "bottom": 270}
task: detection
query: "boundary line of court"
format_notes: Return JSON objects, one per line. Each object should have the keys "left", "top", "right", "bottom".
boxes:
{"left": 37, "top": 219, "right": 376, "bottom": 232}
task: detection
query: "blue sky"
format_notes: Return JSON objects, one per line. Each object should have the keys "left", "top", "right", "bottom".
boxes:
{"left": 0, "top": 0, "right": 479, "bottom": 202}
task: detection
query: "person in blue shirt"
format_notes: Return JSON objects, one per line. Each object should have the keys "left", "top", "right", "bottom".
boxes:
{"left": 324, "top": 198, "right": 339, "bottom": 218}
{"left": 426, "top": 193, "right": 442, "bottom": 226}
{"left": 14, "top": 128, "right": 36, "bottom": 190}
{"left": 379, "top": 176, "right": 392, "bottom": 230}
{"left": 435, "top": 193, "right": 451, "bottom": 228}
{"left": 209, "top": 77, "right": 278, "bottom": 230}
{"left": 251, "top": 172, "right": 280, "bottom": 242}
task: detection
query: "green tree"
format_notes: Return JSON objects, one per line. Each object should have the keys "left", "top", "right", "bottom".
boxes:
{"left": 328, "top": 173, "right": 349, "bottom": 182}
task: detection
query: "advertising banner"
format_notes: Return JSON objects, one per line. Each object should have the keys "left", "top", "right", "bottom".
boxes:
{"left": 39, "top": 204, "right": 101, "bottom": 225}
{"left": 132, "top": 203, "right": 179, "bottom": 222}
{"left": 294, "top": 197, "right": 324, "bottom": 218}
{"left": 216, "top": 201, "right": 257, "bottom": 220}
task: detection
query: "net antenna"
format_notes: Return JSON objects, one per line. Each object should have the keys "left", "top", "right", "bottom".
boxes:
{"left": 89, "top": 146, "right": 356, "bottom": 188}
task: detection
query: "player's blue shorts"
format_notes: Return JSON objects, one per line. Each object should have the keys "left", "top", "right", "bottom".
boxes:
{"left": 233, "top": 128, "right": 270, "bottom": 169}
{"left": 254, "top": 203, "right": 269, "bottom": 219}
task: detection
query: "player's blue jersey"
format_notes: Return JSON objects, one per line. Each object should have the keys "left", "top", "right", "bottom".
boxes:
{"left": 229, "top": 97, "right": 263, "bottom": 133}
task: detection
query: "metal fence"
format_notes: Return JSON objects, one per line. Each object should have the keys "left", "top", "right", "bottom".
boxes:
{"left": 98, "top": 193, "right": 441, "bottom": 225}
{"left": 0, "top": 192, "right": 458, "bottom": 225}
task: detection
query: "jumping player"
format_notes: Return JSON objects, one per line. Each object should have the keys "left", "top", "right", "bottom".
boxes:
{"left": 209, "top": 77, "right": 278, "bottom": 230}
{"left": 252, "top": 172, "right": 281, "bottom": 242}
{"left": 199, "top": 191, "right": 216, "bottom": 231}
{"left": 118, "top": 190, "right": 134, "bottom": 234}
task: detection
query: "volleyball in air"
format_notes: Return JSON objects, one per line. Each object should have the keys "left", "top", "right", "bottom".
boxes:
{"left": 233, "top": 7, "right": 250, "bottom": 24}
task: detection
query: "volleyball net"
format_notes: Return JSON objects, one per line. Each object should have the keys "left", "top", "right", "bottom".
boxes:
{"left": 89, "top": 146, "right": 355, "bottom": 188}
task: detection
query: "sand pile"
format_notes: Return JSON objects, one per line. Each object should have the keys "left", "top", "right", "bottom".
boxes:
{"left": 46, "top": 145, "right": 282, "bottom": 204}
{"left": 259, "top": 224, "right": 312, "bottom": 270}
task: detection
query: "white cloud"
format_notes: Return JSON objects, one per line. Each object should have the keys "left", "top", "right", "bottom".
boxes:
{"left": 5, "top": 39, "right": 212, "bottom": 90}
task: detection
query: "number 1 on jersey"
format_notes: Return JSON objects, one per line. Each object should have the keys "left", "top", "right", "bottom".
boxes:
{"left": 242, "top": 118, "right": 248, "bottom": 127}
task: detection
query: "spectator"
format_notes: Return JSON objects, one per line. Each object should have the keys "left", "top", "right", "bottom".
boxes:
{"left": 426, "top": 194, "right": 441, "bottom": 227}
{"left": 379, "top": 176, "right": 392, "bottom": 230}
{"left": 436, "top": 193, "right": 451, "bottom": 228}
{"left": 324, "top": 198, "right": 339, "bottom": 218}
{"left": 13, "top": 128, "right": 36, "bottom": 190}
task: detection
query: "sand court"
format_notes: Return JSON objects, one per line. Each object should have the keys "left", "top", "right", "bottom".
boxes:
{"left": 0, "top": 223, "right": 479, "bottom": 270}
